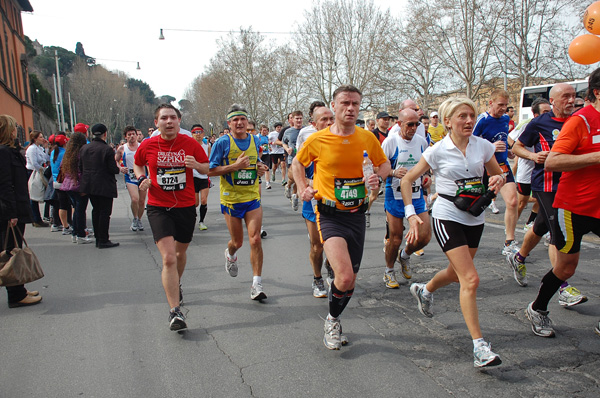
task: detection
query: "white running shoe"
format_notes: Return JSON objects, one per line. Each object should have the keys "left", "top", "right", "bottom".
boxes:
{"left": 489, "top": 201, "right": 500, "bottom": 214}
{"left": 224, "top": 249, "right": 238, "bottom": 277}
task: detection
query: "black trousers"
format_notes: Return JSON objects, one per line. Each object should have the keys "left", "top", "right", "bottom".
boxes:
{"left": 1, "top": 221, "right": 28, "bottom": 303}
{"left": 88, "top": 195, "right": 114, "bottom": 244}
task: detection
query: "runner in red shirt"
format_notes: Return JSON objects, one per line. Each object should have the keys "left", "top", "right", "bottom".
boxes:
{"left": 524, "top": 67, "right": 600, "bottom": 338}
{"left": 134, "top": 104, "right": 209, "bottom": 332}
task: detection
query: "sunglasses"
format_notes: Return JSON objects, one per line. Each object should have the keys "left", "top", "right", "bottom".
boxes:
{"left": 403, "top": 122, "right": 421, "bottom": 128}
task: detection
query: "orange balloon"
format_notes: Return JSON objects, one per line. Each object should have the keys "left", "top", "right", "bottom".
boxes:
{"left": 584, "top": 1, "right": 600, "bottom": 35}
{"left": 569, "top": 35, "right": 600, "bottom": 65}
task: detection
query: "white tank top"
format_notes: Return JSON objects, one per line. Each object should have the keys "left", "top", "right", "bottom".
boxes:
{"left": 193, "top": 142, "right": 209, "bottom": 179}
{"left": 123, "top": 144, "right": 138, "bottom": 182}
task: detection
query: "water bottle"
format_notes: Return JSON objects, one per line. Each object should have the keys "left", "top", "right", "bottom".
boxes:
{"left": 362, "top": 150, "right": 377, "bottom": 189}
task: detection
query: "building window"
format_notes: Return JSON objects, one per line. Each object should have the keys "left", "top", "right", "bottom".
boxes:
{"left": 21, "top": 56, "right": 28, "bottom": 102}
{"left": 0, "top": 28, "right": 6, "bottom": 83}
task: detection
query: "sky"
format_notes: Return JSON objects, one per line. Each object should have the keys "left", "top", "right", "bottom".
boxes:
{"left": 22, "top": 0, "right": 404, "bottom": 104}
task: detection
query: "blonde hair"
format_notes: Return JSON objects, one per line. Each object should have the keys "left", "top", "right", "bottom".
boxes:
{"left": 489, "top": 89, "right": 509, "bottom": 102}
{"left": 438, "top": 97, "right": 477, "bottom": 134}
{"left": 0, "top": 114, "right": 18, "bottom": 147}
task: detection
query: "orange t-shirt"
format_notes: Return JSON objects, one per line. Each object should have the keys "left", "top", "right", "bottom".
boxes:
{"left": 296, "top": 126, "right": 388, "bottom": 210}
{"left": 552, "top": 107, "right": 600, "bottom": 218}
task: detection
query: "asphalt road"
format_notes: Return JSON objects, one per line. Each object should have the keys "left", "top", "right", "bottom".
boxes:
{"left": 2, "top": 177, "right": 599, "bottom": 397}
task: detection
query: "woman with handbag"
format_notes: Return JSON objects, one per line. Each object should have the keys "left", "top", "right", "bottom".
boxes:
{"left": 0, "top": 115, "right": 42, "bottom": 307}
{"left": 25, "top": 130, "right": 49, "bottom": 227}
{"left": 61, "top": 133, "right": 92, "bottom": 244}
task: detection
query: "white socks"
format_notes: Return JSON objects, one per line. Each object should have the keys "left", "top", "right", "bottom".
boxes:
{"left": 400, "top": 249, "right": 410, "bottom": 260}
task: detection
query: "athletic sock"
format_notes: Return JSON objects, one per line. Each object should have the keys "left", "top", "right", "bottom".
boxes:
{"left": 252, "top": 276, "right": 262, "bottom": 286}
{"left": 400, "top": 249, "right": 410, "bottom": 260}
{"left": 385, "top": 267, "right": 394, "bottom": 274}
{"left": 226, "top": 248, "right": 236, "bottom": 260}
{"left": 339, "top": 288, "right": 354, "bottom": 313}
{"left": 560, "top": 281, "right": 569, "bottom": 290}
{"left": 328, "top": 282, "right": 346, "bottom": 318}
{"left": 505, "top": 239, "right": 514, "bottom": 246}
{"left": 515, "top": 252, "right": 526, "bottom": 263}
{"left": 200, "top": 204, "right": 207, "bottom": 222}
{"left": 527, "top": 211, "right": 538, "bottom": 224}
{"left": 422, "top": 285, "right": 433, "bottom": 298}
{"left": 532, "top": 270, "right": 564, "bottom": 312}
{"left": 473, "top": 338, "right": 485, "bottom": 348}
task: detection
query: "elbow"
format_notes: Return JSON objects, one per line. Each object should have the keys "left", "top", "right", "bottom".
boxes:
{"left": 544, "top": 160, "right": 556, "bottom": 172}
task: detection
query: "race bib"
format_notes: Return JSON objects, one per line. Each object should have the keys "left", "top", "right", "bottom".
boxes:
{"left": 157, "top": 167, "right": 186, "bottom": 191}
{"left": 233, "top": 168, "right": 257, "bottom": 185}
{"left": 127, "top": 168, "right": 137, "bottom": 181}
{"left": 334, "top": 177, "right": 366, "bottom": 208}
{"left": 455, "top": 177, "right": 484, "bottom": 197}
{"left": 261, "top": 144, "right": 269, "bottom": 153}
{"left": 393, "top": 178, "right": 421, "bottom": 200}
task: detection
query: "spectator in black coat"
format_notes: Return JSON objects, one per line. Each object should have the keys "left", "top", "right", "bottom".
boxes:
{"left": 0, "top": 114, "right": 42, "bottom": 307}
{"left": 79, "top": 124, "right": 120, "bottom": 249}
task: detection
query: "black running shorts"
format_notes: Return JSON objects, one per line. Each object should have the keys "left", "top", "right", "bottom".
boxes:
{"left": 316, "top": 211, "right": 366, "bottom": 273}
{"left": 147, "top": 205, "right": 197, "bottom": 244}
{"left": 432, "top": 218, "right": 484, "bottom": 252}
{"left": 532, "top": 191, "right": 556, "bottom": 241}
{"left": 554, "top": 209, "right": 600, "bottom": 254}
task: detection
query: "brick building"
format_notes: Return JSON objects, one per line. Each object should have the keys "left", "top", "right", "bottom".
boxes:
{"left": 0, "top": 0, "right": 33, "bottom": 143}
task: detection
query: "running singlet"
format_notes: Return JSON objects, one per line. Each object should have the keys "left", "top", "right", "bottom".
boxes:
{"left": 209, "top": 133, "right": 260, "bottom": 205}
{"left": 428, "top": 124, "right": 446, "bottom": 144}
{"left": 473, "top": 112, "right": 510, "bottom": 165}
{"left": 258, "top": 134, "right": 270, "bottom": 155}
{"left": 518, "top": 111, "right": 564, "bottom": 192}
{"left": 552, "top": 105, "right": 600, "bottom": 219}
{"left": 123, "top": 144, "right": 139, "bottom": 184}
{"left": 296, "top": 126, "right": 387, "bottom": 211}
{"left": 268, "top": 130, "right": 284, "bottom": 154}
{"left": 135, "top": 134, "right": 208, "bottom": 208}
{"left": 382, "top": 134, "right": 428, "bottom": 201}
{"left": 283, "top": 127, "right": 301, "bottom": 164}
{"left": 193, "top": 141, "right": 209, "bottom": 179}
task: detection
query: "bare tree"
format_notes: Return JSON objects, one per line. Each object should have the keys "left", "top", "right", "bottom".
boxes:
{"left": 384, "top": 4, "right": 449, "bottom": 113}
{"left": 492, "top": 0, "right": 581, "bottom": 88}
{"left": 427, "top": 0, "right": 506, "bottom": 99}
{"left": 294, "top": 0, "right": 397, "bottom": 107}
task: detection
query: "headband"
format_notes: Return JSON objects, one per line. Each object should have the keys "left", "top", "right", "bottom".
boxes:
{"left": 191, "top": 127, "right": 204, "bottom": 133}
{"left": 226, "top": 110, "right": 248, "bottom": 121}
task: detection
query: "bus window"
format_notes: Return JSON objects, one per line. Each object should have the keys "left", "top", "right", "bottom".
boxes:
{"left": 575, "top": 83, "right": 588, "bottom": 99}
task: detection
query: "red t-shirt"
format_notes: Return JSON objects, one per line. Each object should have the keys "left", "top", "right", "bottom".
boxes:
{"left": 552, "top": 106, "right": 600, "bottom": 218}
{"left": 135, "top": 134, "right": 208, "bottom": 208}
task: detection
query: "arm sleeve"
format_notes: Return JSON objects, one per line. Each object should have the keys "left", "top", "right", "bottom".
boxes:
{"left": 209, "top": 138, "right": 227, "bottom": 169}
{"left": 422, "top": 145, "right": 438, "bottom": 170}
{"left": 0, "top": 151, "right": 17, "bottom": 219}
{"left": 195, "top": 141, "right": 209, "bottom": 162}
{"left": 518, "top": 118, "right": 539, "bottom": 147}
{"left": 380, "top": 135, "right": 394, "bottom": 159}
{"left": 106, "top": 148, "right": 120, "bottom": 174}
{"left": 295, "top": 134, "right": 316, "bottom": 167}
{"left": 368, "top": 135, "right": 388, "bottom": 167}
{"left": 551, "top": 116, "right": 587, "bottom": 154}
{"left": 483, "top": 140, "right": 496, "bottom": 163}
{"left": 472, "top": 114, "right": 486, "bottom": 137}
{"left": 134, "top": 141, "right": 147, "bottom": 166}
